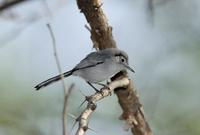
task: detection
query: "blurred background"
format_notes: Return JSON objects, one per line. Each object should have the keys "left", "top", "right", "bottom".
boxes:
{"left": 0, "top": 0, "right": 200, "bottom": 135}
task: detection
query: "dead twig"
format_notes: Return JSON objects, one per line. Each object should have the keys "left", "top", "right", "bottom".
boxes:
{"left": 46, "top": 23, "right": 72, "bottom": 135}
{"left": 76, "top": 78, "right": 130, "bottom": 135}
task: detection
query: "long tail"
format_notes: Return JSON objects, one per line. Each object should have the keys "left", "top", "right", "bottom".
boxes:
{"left": 35, "top": 70, "right": 73, "bottom": 90}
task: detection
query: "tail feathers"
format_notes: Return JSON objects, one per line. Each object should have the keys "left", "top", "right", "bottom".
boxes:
{"left": 35, "top": 70, "right": 73, "bottom": 90}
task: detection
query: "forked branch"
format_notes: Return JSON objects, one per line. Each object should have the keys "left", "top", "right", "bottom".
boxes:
{"left": 76, "top": 0, "right": 153, "bottom": 135}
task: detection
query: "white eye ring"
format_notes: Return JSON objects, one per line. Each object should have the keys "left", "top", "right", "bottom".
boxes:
{"left": 121, "top": 58, "right": 125, "bottom": 62}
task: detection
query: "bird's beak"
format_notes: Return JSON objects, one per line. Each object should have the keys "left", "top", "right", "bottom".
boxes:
{"left": 124, "top": 64, "right": 135, "bottom": 73}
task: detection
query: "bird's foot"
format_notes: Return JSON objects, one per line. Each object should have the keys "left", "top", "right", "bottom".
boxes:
{"left": 99, "top": 85, "right": 112, "bottom": 96}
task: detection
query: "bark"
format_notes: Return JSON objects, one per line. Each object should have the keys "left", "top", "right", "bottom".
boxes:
{"left": 76, "top": 0, "right": 153, "bottom": 135}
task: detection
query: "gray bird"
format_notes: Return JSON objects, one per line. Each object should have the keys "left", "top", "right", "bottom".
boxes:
{"left": 35, "top": 48, "right": 134, "bottom": 91}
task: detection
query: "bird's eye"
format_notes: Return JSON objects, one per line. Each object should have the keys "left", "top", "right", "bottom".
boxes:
{"left": 121, "top": 58, "right": 125, "bottom": 62}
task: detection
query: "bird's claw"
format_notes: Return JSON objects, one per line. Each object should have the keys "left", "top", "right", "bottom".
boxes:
{"left": 100, "top": 85, "right": 112, "bottom": 96}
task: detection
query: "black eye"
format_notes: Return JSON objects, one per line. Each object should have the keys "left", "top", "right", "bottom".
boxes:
{"left": 121, "top": 58, "right": 125, "bottom": 62}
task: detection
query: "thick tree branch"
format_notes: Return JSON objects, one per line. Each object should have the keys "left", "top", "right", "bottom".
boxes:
{"left": 77, "top": 0, "right": 116, "bottom": 50}
{"left": 76, "top": 0, "right": 153, "bottom": 135}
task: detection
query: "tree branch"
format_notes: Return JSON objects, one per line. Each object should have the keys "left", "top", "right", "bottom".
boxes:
{"left": 76, "top": 0, "right": 116, "bottom": 50}
{"left": 76, "top": 78, "right": 130, "bottom": 135}
{"left": 0, "top": 0, "right": 29, "bottom": 12}
{"left": 76, "top": 0, "right": 153, "bottom": 135}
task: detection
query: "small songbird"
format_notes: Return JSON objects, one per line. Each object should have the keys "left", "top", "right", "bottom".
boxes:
{"left": 35, "top": 48, "right": 134, "bottom": 91}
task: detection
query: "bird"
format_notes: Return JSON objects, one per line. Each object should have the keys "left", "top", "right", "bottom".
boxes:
{"left": 34, "top": 48, "right": 134, "bottom": 91}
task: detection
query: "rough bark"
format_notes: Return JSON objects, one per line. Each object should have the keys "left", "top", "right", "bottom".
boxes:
{"left": 76, "top": 0, "right": 153, "bottom": 135}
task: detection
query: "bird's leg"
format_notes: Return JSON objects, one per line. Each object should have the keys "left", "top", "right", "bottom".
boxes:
{"left": 94, "top": 82, "right": 110, "bottom": 90}
{"left": 87, "top": 82, "right": 100, "bottom": 92}
{"left": 93, "top": 82, "right": 112, "bottom": 96}
{"left": 95, "top": 82, "right": 108, "bottom": 87}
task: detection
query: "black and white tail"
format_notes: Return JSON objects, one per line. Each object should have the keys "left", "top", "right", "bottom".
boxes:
{"left": 35, "top": 70, "right": 73, "bottom": 90}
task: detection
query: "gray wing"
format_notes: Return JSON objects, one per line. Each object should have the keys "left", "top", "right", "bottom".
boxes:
{"left": 73, "top": 51, "right": 111, "bottom": 70}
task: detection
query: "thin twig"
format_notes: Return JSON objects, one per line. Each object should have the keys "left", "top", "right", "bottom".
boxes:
{"left": 76, "top": 78, "right": 130, "bottom": 135}
{"left": 84, "top": 24, "right": 91, "bottom": 32}
{"left": 63, "top": 83, "right": 74, "bottom": 135}
{"left": 46, "top": 23, "right": 71, "bottom": 135}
